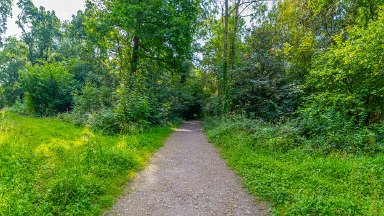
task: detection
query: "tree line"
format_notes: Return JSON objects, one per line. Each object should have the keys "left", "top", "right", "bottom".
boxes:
{"left": 1, "top": 0, "right": 384, "bottom": 152}
{"left": 0, "top": 0, "right": 204, "bottom": 133}
{"left": 197, "top": 0, "right": 384, "bottom": 153}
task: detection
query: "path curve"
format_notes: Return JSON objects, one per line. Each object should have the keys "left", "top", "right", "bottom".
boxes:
{"left": 107, "top": 121, "right": 268, "bottom": 216}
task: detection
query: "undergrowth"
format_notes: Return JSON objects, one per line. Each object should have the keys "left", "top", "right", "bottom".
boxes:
{"left": 204, "top": 116, "right": 384, "bottom": 215}
{"left": 0, "top": 111, "right": 173, "bottom": 215}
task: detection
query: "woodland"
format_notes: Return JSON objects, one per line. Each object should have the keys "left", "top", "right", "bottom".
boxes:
{"left": 1, "top": 0, "right": 384, "bottom": 215}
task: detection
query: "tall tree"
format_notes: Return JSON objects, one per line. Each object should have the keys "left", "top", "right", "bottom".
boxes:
{"left": 16, "top": 0, "right": 61, "bottom": 64}
{"left": 220, "top": 0, "right": 229, "bottom": 114}
{"left": 0, "top": 37, "right": 27, "bottom": 107}
{"left": 229, "top": 0, "right": 241, "bottom": 79}
{"left": 87, "top": 0, "right": 198, "bottom": 87}
{"left": 0, "top": 0, "right": 12, "bottom": 39}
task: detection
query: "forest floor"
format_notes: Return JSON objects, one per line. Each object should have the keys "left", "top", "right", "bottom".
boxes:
{"left": 107, "top": 121, "right": 269, "bottom": 216}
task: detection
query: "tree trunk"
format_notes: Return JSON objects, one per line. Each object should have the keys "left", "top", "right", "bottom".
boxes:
{"left": 115, "top": 32, "right": 124, "bottom": 80}
{"left": 221, "top": 0, "right": 229, "bottom": 115}
{"left": 228, "top": 0, "right": 241, "bottom": 111}
{"left": 130, "top": 0, "right": 142, "bottom": 88}
{"left": 131, "top": 35, "right": 139, "bottom": 76}
{"left": 230, "top": 0, "right": 240, "bottom": 81}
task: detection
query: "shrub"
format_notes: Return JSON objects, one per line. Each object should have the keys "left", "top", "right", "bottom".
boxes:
{"left": 207, "top": 114, "right": 383, "bottom": 154}
{"left": 299, "top": 93, "right": 364, "bottom": 135}
{"left": 305, "top": 10, "right": 384, "bottom": 125}
{"left": 205, "top": 115, "right": 302, "bottom": 152}
{"left": 20, "top": 63, "right": 74, "bottom": 116}
{"left": 73, "top": 83, "right": 113, "bottom": 114}
{"left": 295, "top": 10, "right": 384, "bottom": 153}
{"left": 69, "top": 85, "right": 151, "bottom": 134}
{"left": 113, "top": 86, "right": 151, "bottom": 133}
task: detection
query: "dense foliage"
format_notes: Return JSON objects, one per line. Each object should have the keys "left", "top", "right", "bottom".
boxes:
{"left": 195, "top": 1, "right": 384, "bottom": 153}
{"left": 198, "top": 2, "right": 384, "bottom": 214}
{"left": 305, "top": 13, "right": 384, "bottom": 125}
{"left": 21, "top": 63, "right": 74, "bottom": 116}
{"left": 0, "top": 0, "right": 11, "bottom": 38}
{"left": 0, "top": 0, "right": 203, "bottom": 133}
{"left": 2, "top": 0, "right": 381, "bottom": 140}
{"left": 1, "top": 0, "right": 384, "bottom": 214}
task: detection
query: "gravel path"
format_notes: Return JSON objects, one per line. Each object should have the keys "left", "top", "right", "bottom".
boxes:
{"left": 107, "top": 121, "right": 269, "bottom": 216}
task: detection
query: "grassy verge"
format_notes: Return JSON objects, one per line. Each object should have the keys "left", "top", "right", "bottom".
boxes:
{"left": 204, "top": 116, "right": 384, "bottom": 215}
{"left": 0, "top": 111, "right": 173, "bottom": 215}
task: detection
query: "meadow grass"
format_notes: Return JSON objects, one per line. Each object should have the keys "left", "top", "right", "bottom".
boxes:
{"left": 204, "top": 117, "right": 384, "bottom": 215}
{"left": 0, "top": 111, "right": 173, "bottom": 215}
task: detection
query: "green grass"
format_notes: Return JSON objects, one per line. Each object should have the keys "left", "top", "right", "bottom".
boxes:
{"left": 204, "top": 117, "right": 384, "bottom": 215}
{"left": 0, "top": 111, "right": 173, "bottom": 215}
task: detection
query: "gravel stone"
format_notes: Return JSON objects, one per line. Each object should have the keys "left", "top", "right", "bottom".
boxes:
{"left": 106, "top": 121, "right": 269, "bottom": 216}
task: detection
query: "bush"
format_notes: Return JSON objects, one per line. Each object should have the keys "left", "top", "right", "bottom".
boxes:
{"left": 20, "top": 63, "right": 74, "bottom": 116}
{"left": 112, "top": 86, "right": 151, "bottom": 133}
{"left": 297, "top": 93, "right": 380, "bottom": 153}
{"left": 68, "top": 85, "right": 151, "bottom": 134}
{"left": 73, "top": 83, "right": 113, "bottom": 114}
{"left": 299, "top": 93, "right": 364, "bottom": 135}
{"left": 305, "top": 10, "right": 384, "bottom": 125}
{"left": 205, "top": 115, "right": 302, "bottom": 152}
{"left": 9, "top": 100, "right": 28, "bottom": 115}
{"left": 207, "top": 114, "right": 383, "bottom": 154}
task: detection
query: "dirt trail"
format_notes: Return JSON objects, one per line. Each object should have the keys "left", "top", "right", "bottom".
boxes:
{"left": 107, "top": 121, "right": 268, "bottom": 216}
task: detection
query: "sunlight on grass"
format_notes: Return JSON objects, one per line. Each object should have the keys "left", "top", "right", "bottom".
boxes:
{"left": 116, "top": 138, "right": 129, "bottom": 151}
{"left": 0, "top": 111, "right": 172, "bottom": 215}
{"left": 34, "top": 144, "right": 56, "bottom": 157}
{"left": 0, "top": 134, "right": 9, "bottom": 144}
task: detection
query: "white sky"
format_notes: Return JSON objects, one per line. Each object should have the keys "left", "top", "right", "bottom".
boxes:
{"left": 5, "top": 0, "right": 86, "bottom": 37}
